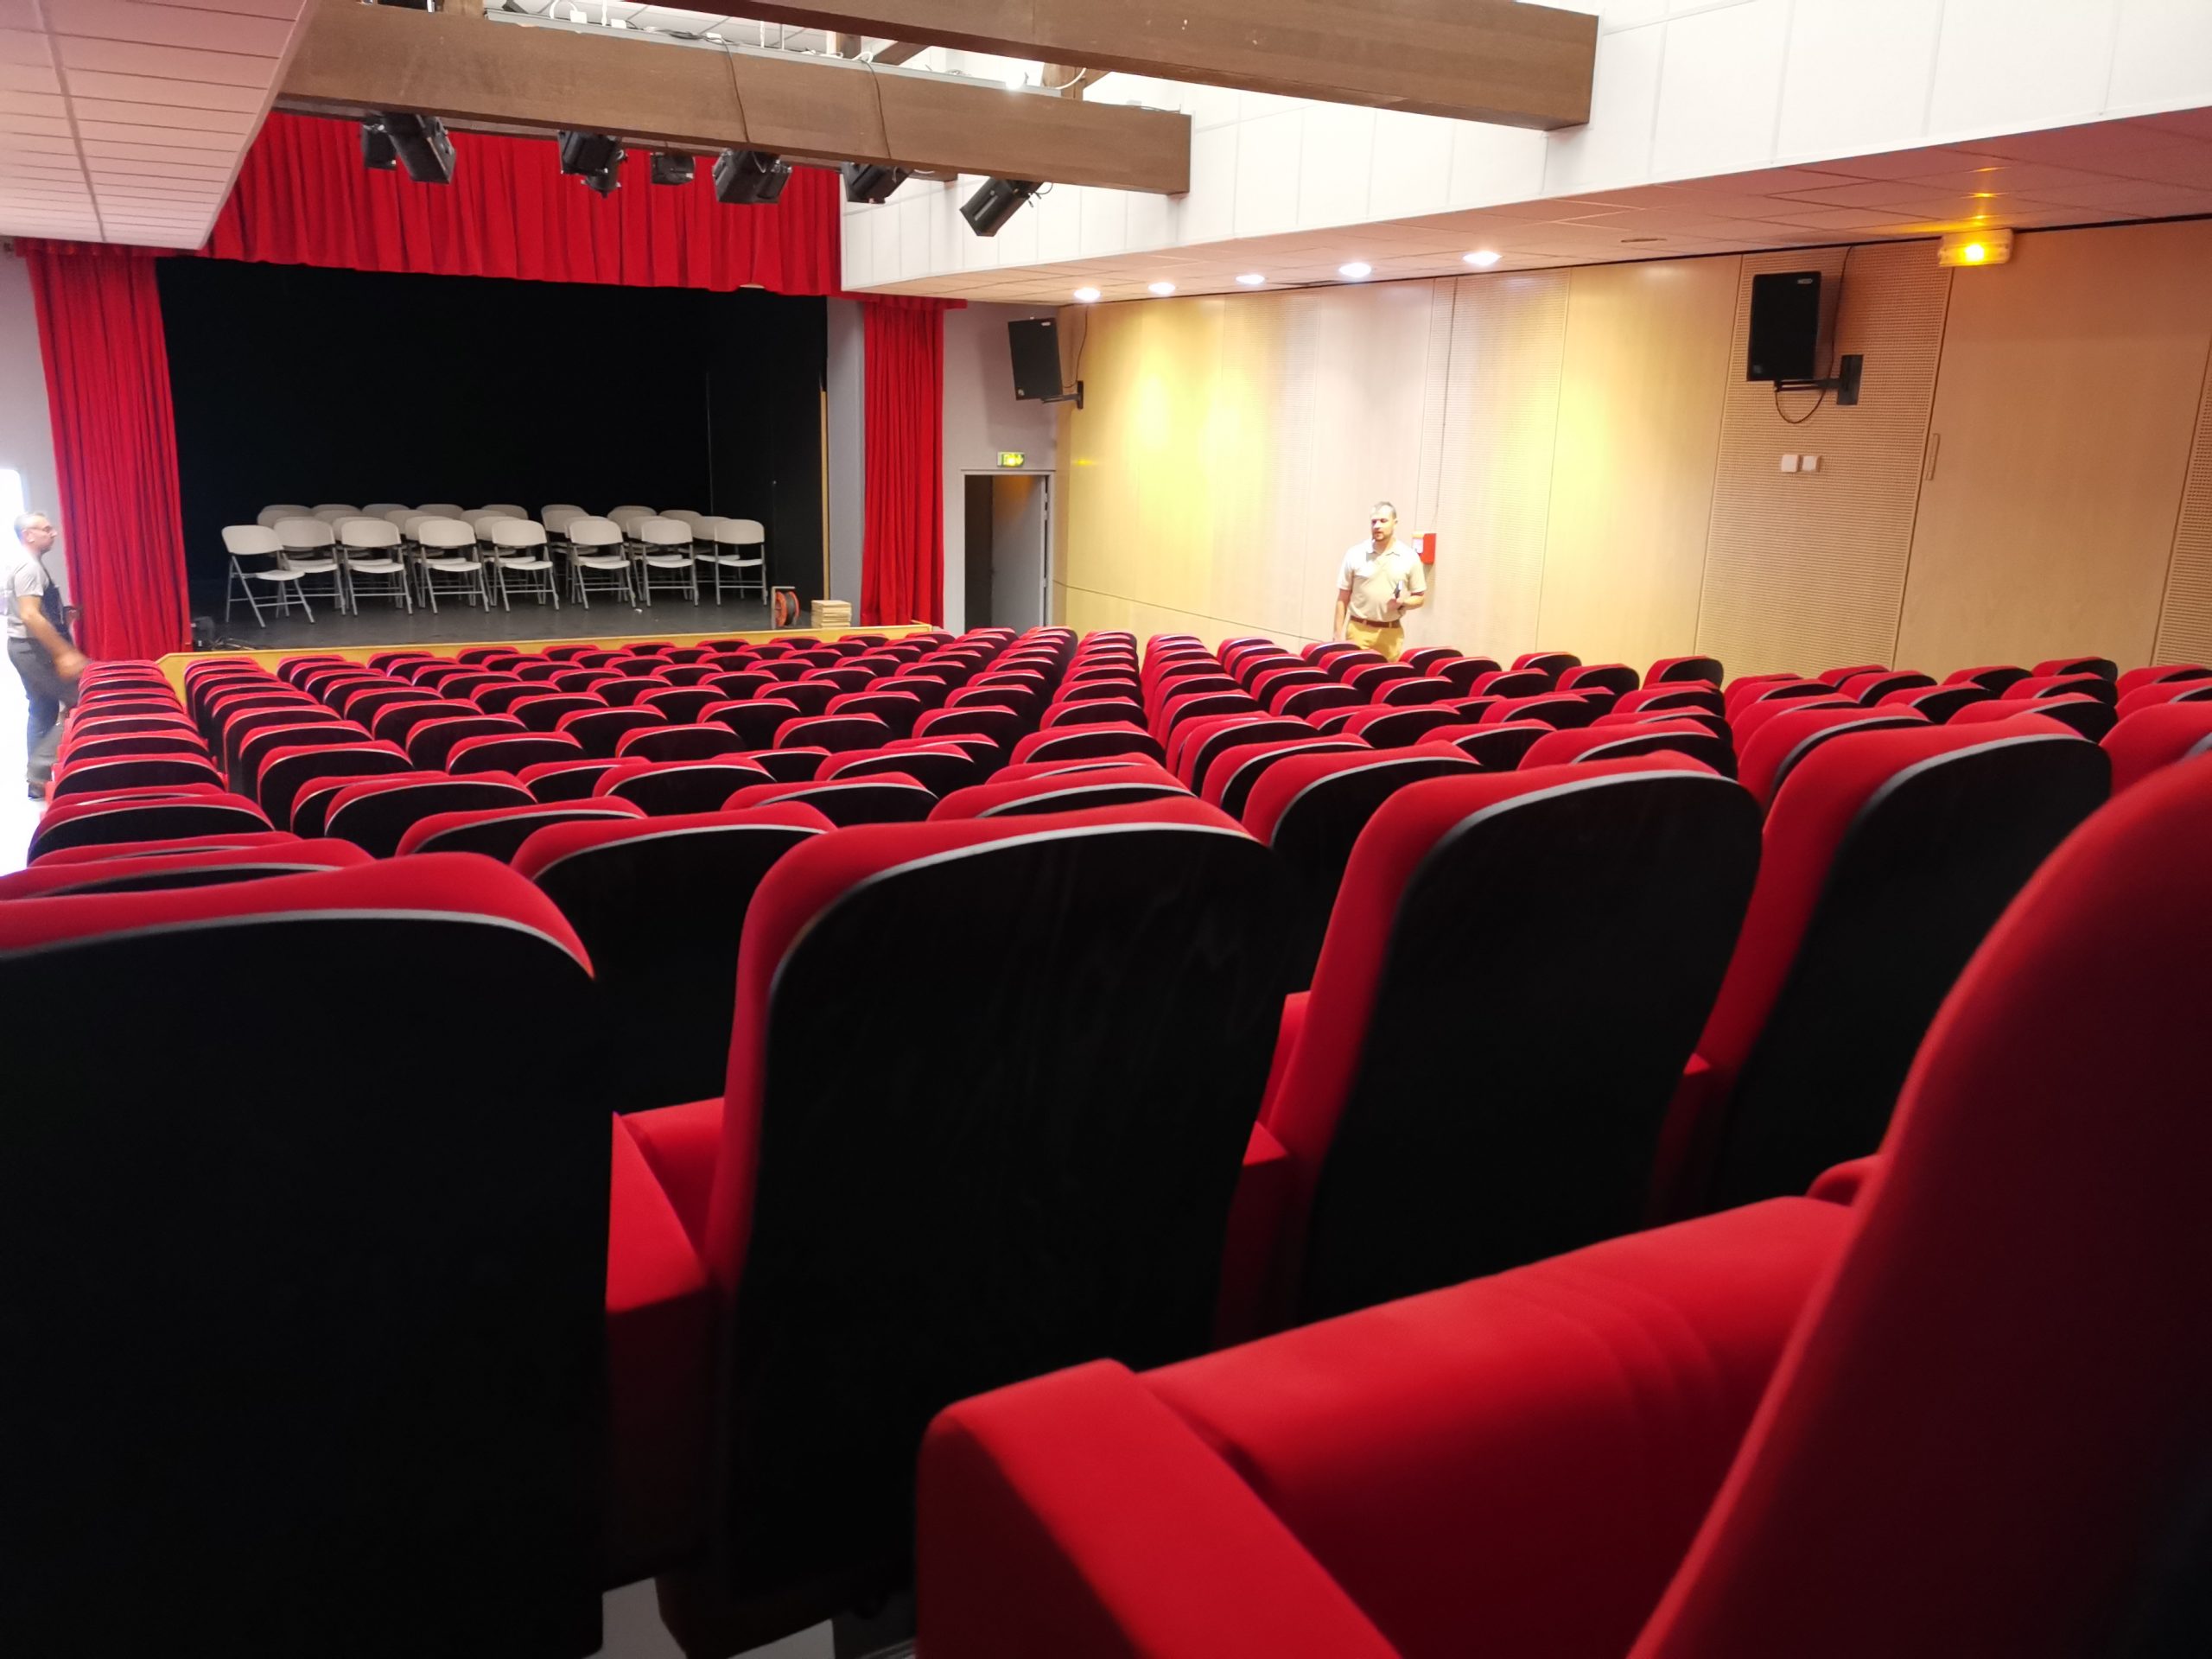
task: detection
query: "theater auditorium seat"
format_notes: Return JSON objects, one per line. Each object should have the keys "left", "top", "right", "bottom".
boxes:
{"left": 0, "top": 838, "right": 370, "bottom": 899}
{"left": 596, "top": 759, "right": 777, "bottom": 817}
{"left": 326, "top": 773, "right": 534, "bottom": 856}
{"left": 917, "top": 757, "right": 2212, "bottom": 1659}
{"left": 721, "top": 773, "right": 938, "bottom": 826}
{"left": 27, "top": 791, "right": 272, "bottom": 862}
{"left": 1262, "top": 760, "right": 1759, "bottom": 1325}
{"left": 0, "top": 860, "right": 614, "bottom": 1655}
{"left": 1735, "top": 704, "right": 1927, "bottom": 808}
{"left": 517, "top": 805, "right": 833, "bottom": 1116}
{"left": 394, "top": 799, "right": 646, "bottom": 860}
{"left": 623, "top": 798, "right": 1293, "bottom": 1653}
{"left": 1243, "top": 747, "right": 1483, "bottom": 982}
{"left": 2101, "top": 701, "right": 2212, "bottom": 793}
{"left": 1519, "top": 721, "right": 1735, "bottom": 775}
{"left": 1664, "top": 719, "right": 2108, "bottom": 1216}
{"left": 931, "top": 770, "right": 1191, "bottom": 820}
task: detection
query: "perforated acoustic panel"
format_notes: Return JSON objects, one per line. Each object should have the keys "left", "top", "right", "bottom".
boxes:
{"left": 1696, "top": 243, "right": 1951, "bottom": 679}
{"left": 2154, "top": 353, "right": 2212, "bottom": 667}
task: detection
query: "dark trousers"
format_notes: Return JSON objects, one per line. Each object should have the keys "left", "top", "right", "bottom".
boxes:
{"left": 10, "top": 635, "right": 76, "bottom": 786}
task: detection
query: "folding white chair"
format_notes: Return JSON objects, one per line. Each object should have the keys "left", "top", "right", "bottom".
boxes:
{"left": 272, "top": 517, "right": 347, "bottom": 614}
{"left": 664, "top": 509, "right": 711, "bottom": 538}
{"left": 417, "top": 517, "right": 493, "bottom": 613}
{"left": 609, "top": 505, "right": 657, "bottom": 540}
{"left": 337, "top": 517, "right": 413, "bottom": 616}
{"left": 635, "top": 516, "right": 698, "bottom": 607}
{"left": 256, "top": 504, "right": 311, "bottom": 530}
{"left": 480, "top": 503, "right": 528, "bottom": 520}
{"left": 489, "top": 518, "right": 560, "bottom": 613}
{"left": 310, "top": 504, "right": 359, "bottom": 526}
{"left": 221, "top": 524, "right": 312, "bottom": 626}
{"left": 700, "top": 516, "right": 768, "bottom": 605}
{"left": 542, "top": 505, "right": 585, "bottom": 546}
{"left": 362, "top": 501, "right": 409, "bottom": 518}
{"left": 468, "top": 510, "right": 520, "bottom": 543}
{"left": 566, "top": 516, "right": 637, "bottom": 611}
{"left": 417, "top": 503, "right": 466, "bottom": 518}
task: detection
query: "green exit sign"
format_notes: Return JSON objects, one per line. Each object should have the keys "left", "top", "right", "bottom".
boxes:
{"left": 997, "top": 452, "right": 1026, "bottom": 468}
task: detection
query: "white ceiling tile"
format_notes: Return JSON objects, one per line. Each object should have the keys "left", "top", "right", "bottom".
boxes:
{"left": 2012, "top": 179, "right": 2212, "bottom": 213}
{"left": 0, "top": 131, "right": 77, "bottom": 153}
{"left": 1368, "top": 110, "right": 1451, "bottom": 225}
{"left": 74, "top": 118, "right": 239, "bottom": 148}
{"left": 1295, "top": 104, "right": 1376, "bottom": 231}
{"left": 1777, "top": 0, "right": 1942, "bottom": 161}
{"left": 1894, "top": 162, "right": 2122, "bottom": 194}
{"left": 1444, "top": 119, "right": 1546, "bottom": 209}
{"left": 2106, "top": 0, "right": 2212, "bottom": 113}
{"left": 53, "top": 35, "right": 269, "bottom": 85}
{"left": 1765, "top": 204, "right": 1941, "bottom": 230}
{"left": 79, "top": 137, "right": 238, "bottom": 162}
{"left": 1928, "top": 0, "right": 2119, "bottom": 137}
{"left": 0, "top": 27, "right": 52, "bottom": 64}
{"left": 2090, "top": 140, "right": 2212, "bottom": 188}
{"left": 1650, "top": 0, "right": 1789, "bottom": 180}
{"left": 72, "top": 101, "right": 254, "bottom": 134}
{"left": 42, "top": 0, "right": 292, "bottom": 56}
{"left": 60, "top": 68, "right": 266, "bottom": 109}
{"left": 1970, "top": 116, "right": 2202, "bottom": 166}
{"left": 2145, "top": 108, "right": 2212, "bottom": 142}
{"left": 0, "top": 60, "right": 57, "bottom": 92}
{"left": 1541, "top": 20, "right": 1662, "bottom": 195}
{"left": 136, "top": 0, "right": 302, "bottom": 18}
{"left": 1173, "top": 120, "right": 1234, "bottom": 245}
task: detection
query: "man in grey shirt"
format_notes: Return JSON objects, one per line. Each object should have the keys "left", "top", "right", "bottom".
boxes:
{"left": 8, "top": 510, "right": 86, "bottom": 798}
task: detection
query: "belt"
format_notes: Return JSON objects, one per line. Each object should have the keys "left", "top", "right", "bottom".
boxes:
{"left": 1349, "top": 616, "right": 1401, "bottom": 628}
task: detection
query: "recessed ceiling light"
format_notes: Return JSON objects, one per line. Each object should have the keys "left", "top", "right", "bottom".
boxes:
{"left": 1002, "top": 70, "right": 1027, "bottom": 90}
{"left": 1147, "top": 280, "right": 1176, "bottom": 296}
{"left": 1464, "top": 249, "right": 1502, "bottom": 268}
{"left": 1072, "top": 286, "right": 1101, "bottom": 302}
{"left": 1338, "top": 261, "right": 1372, "bottom": 279}
{"left": 1236, "top": 272, "right": 1266, "bottom": 286}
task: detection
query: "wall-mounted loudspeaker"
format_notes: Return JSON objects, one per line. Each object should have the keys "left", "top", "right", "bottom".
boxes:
{"left": 1747, "top": 270, "right": 1830, "bottom": 383}
{"left": 1008, "top": 319, "right": 1063, "bottom": 402}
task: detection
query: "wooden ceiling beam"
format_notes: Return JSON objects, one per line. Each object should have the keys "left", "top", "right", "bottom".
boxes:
{"left": 721, "top": 0, "right": 1598, "bottom": 128}
{"left": 277, "top": 1, "right": 1190, "bottom": 194}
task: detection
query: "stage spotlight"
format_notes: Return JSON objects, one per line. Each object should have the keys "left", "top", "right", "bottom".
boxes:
{"left": 381, "top": 113, "right": 454, "bottom": 185}
{"left": 558, "top": 130, "right": 626, "bottom": 194}
{"left": 842, "top": 162, "right": 911, "bottom": 203}
{"left": 961, "top": 176, "right": 1039, "bottom": 238}
{"left": 360, "top": 120, "right": 397, "bottom": 170}
{"left": 714, "top": 148, "right": 793, "bottom": 205}
{"left": 650, "top": 152, "right": 696, "bottom": 186}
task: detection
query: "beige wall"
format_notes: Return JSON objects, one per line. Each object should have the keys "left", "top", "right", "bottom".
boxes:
{"left": 1054, "top": 217, "right": 2212, "bottom": 677}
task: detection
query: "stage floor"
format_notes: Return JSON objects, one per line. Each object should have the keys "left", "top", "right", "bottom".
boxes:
{"left": 202, "top": 594, "right": 773, "bottom": 651}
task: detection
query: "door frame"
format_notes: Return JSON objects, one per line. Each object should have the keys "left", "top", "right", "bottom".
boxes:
{"left": 960, "top": 468, "right": 1054, "bottom": 631}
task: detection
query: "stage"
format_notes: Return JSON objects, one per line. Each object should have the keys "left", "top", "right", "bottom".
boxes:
{"left": 203, "top": 594, "right": 774, "bottom": 652}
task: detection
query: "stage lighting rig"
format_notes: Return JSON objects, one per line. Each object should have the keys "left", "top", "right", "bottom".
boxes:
{"left": 714, "top": 149, "right": 792, "bottom": 205}
{"left": 842, "top": 162, "right": 910, "bottom": 204}
{"left": 558, "top": 130, "right": 626, "bottom": 195}
{"left": 650, "top": 152, "right": 696, "bottom": 186}
{"left": 961, "top": 177, "right": 1040, "bottom": 237}
{"left": 381, "top": 113, "right": 454, "bottom": 184}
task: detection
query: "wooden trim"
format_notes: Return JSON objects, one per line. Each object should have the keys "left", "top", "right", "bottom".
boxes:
{"left": 727, "top": 0, "right": 1597, "bottom": 128}
{"left": 280, "top": 1, "right": 1191, "bottom": 194}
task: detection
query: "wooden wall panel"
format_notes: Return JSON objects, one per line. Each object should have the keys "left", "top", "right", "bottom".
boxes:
{"left": 1698, "top": 242, "right": 1951, "bottom": 678}
{"left": 1897, "top": 219, "right": 2212, "bottom": 674}
{"left": 1536, "top": 257, "right": 1738, "bottom": 671}
{"left": 2153, "top": 351, "right": 2212, "bottom": 666}
{"left": 1419, "top": 270, "right": 1569, "bottom": 662}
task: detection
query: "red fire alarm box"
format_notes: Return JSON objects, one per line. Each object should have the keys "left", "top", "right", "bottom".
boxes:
{"left": 1419, "top": 531, "right": 1437, "bottom": 565}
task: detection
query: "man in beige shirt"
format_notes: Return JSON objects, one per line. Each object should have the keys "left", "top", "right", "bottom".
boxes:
{"left": 1332, "top": 501, "right": 1426, "bottom": 662}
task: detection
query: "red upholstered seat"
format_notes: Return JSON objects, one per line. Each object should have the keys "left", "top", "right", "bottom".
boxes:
{"left": 1478, "top": 691, "right": 1594, "bottom": 728}
{"left": 1416, "top": 721, "right": 1553, "bottom": 770}
{"left": 931, "top": 770, "right": 1192, "bottom": 821}
{"left": 521, "top": 756, "right": 625, "bottom": 803}
{"left": 722, "top": 772, "right": 938, "bottom": 825}
{"left": 28, "top": 790, "right": 272, "bottom": 861}
{"left": 595, "top": 759, "right": 778, "bottom": 817}
{"left": 1521, "top": 720, "right": 1734, "bottom": 775}
{"left": 1511, "top": 649, "right": 1580, "bottom": 678}
{"left": 392, "top": 799, "right": 645, "bottom": 859}
{"left": 817, "top": 741, "right": 982, "bottom": 795}
{"left": 406, "top": 713, "right": 528, "bottom": 771}
{"left": 2101, "top": 702, "right": 2212, "bottom": 793}
{"left": 625, "top": 797, "right": 1292, "bottom": 1650}
{"left": 1200, "top": 736, "right": 1367, "bottom": 818}
{"left": 1949, "top": 692, "right": 2116, "bottom": 740}
{"left": 614, "top": 722, "right": 754, "bottom": 763}
{"left": 2114, "top": 662, "right": 2209, "bottom": 697}
{"left": 1008, "top": 723, "right": 1166, "bottom": 766}
{"left": 0, "top": 837, "right": 368, "bottom": 898}
{"left": 1261, "top": 759, "right": 1759, "bottom": 1325}
{"left": 558, "top": 705, "right": 669, "bottom": 757}
{"left": 448, "top": 731, "right": 587, "bottom": 775}
{"left": 1730, "top": 690, "right": 1853, "bottom": 745}
{"left": 2114, "top": 677, "right": 2212, "bottom": 718}
{"left": 1243, "top": 747, "right": 1483, "bottom": 985}
{"left": 701, "top": 696, "right": 803, "bottom": 748}
{"left": 2031, "top": 652, "right": 2118, "bottom": 679}
{"left": 1875, "top": 682, "right": 1987, "bottom": 723}
{"left": 2010, "top": 671, "right": 2118, "bottom": 705}
{"left": 1735, "top": 705, "right": 1927, "bottom": 807}
{"left": 29, "top": 828, "right": 301, "bottom": 867}
{"left": 517, "top": 805, "right": 832, "bottom": 1115}
{"left": 0, "top": 859, "right": 616, "bottom": 1652}
{"left": 1837, "top": 669, "right": 1934, "bottom": 704}
{"left": 49, "top": 752, "right": 222, "bottom": 798}
{"left": 919, "top": 756, "right": 2212, "bottom": 1659}
{"left": 1328, "top": 704, "right": 1460, "bottom": 748}
{"left": 1662, "top": 718, "right": 2108, "bottom": 1215}
{"left": 923, "top": 1194, "right": 1847, "bottom": 1659}
{"left": 325, "top": 772, "right": 532, "bottom": 856}
{"left": 1469, "top": 668, "right": 1551, "bottom": 700}
{"left": 1812, "top": 660, "right": 1888, "bottom": 689}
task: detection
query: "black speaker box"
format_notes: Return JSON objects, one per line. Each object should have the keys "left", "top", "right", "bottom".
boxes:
{"left": 1007, "top": 318, "right": 1063, "bottom": 402}
{"left": 1748, "top": 270, "right": 1828, "bottom": 383}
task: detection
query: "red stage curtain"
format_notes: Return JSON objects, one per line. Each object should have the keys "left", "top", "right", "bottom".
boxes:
{"left": 861, "top": 302, "right": 945, "bottom": 626}
{"left": 22, "top": 243, "right": 191, "bottom": 659}
{"left": 206, "top": 112, "right": 839, "bottom": 295}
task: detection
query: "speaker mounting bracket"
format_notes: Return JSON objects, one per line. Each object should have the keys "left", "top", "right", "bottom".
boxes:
{"left": 1777, "top": 353, "right": 1862, "bottom": 407}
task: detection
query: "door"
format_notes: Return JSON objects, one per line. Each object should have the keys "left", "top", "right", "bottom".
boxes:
{"left": 989, "top": 474, "right": 1049, "bottom": 632}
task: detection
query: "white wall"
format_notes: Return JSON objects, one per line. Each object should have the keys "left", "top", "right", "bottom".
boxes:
{"left": 842, "top": 0, "right": 2212, "bottom": 292}
{"left": 0, "top": 249, "right": 63, "bottom": 598}
{"left": 942, "top": 302, "right": 1057, "bottom": 630}
{"left": 824, "top": 298, "right": 866, "bottom": 609}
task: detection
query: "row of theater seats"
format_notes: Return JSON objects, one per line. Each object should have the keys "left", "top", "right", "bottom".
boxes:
{"left": 9, "top": 632, "right": 2212, "bottom": 1656}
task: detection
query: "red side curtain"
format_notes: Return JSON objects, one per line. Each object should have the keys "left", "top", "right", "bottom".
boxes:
{"left": 861, "top": 302, "right": 945, "bottom": 626}
{"left": 206, "top": 111, "right": 839, "bottom": 295}
{"left": 22, "top": 243, "right": 191, "bottom": 659}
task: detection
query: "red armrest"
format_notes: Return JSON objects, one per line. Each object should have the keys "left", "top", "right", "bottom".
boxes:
{"left": 1215, "top": 1122, "right": 1292, "bottom": 1346}
{"left": 1808, "top": 1153, "right": 1883, "bottom": 1205}
{"left": 606, "top": 1117, "right": 715, "bottom": 1585}
{"left": 918, "top": 1360, "right": 1394, "bottom": 1659}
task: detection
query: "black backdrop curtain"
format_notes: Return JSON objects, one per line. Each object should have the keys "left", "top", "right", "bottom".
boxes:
{"left": 156, "top": 257, "right": 828, "bottom": 608}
